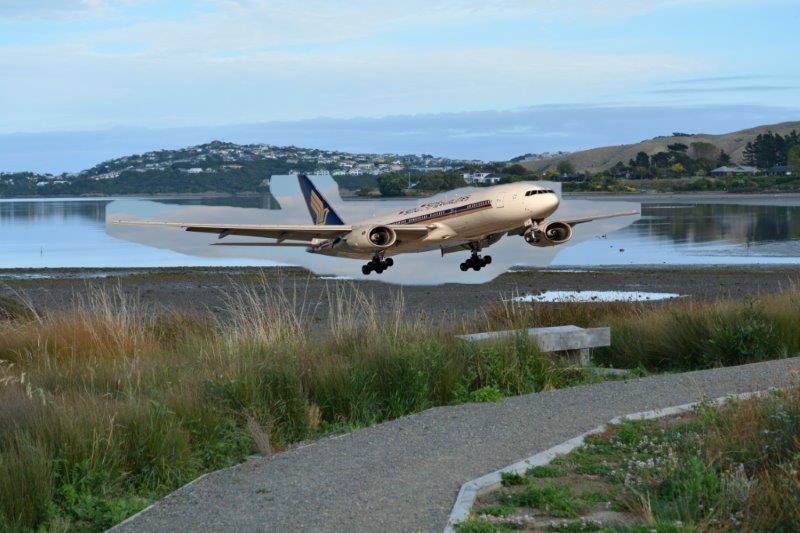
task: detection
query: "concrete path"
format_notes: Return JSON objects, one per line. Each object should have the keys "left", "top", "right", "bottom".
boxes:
{"left": 115, "top": 357, "right": 800, "bottom": 532}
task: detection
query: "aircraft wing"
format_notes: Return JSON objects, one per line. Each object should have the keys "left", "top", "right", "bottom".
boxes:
{"left": 506, "top": 210, "right": 639, "bottom": 237}
{"left": 556, "top": 210, "right": 640, "bottom": 226}
{"left": 113, "top": 220, "right": 353, "bottom": 242}
{"left": 113, "top": 220, "right": 432, "bottom": 243}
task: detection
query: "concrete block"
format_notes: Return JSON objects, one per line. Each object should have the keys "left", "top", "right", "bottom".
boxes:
{"left": 457, "top": 325, "right": 610, "bottom": 353}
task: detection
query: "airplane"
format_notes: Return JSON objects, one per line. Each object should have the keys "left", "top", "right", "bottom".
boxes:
{"left": 115, "top": 174, "right": 638, "bottom": 275}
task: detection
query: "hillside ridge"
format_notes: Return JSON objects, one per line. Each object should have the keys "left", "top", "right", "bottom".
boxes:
{"left": 521, "top": 120, "right": 800, "bottom": 173}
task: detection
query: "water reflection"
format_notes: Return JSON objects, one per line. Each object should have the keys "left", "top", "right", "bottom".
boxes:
{"left": 553, "top": 202, "right": 800, "bottom": 266}
{"left": 634, "top": 204, "right": 800, "bottom": 246}
{"left": 0, "top": 194, "right": 279, "bottom": 269}
{"left": 0, "top": 193, "right": 278, "bottom": 225}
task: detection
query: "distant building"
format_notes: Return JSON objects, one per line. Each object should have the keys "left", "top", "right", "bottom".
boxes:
{"left": 765, "top": 165, "right": 792, "bottom": 176}
{"left": 710, "top": 165, "right": 759, "bottom": 176}
{"left": 463, "top": 172, "right": 500, "bottom": 185}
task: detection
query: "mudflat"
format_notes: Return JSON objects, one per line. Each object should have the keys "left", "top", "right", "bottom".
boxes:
{"left": 2, "top": 265, "right": 798, "bottom": 322}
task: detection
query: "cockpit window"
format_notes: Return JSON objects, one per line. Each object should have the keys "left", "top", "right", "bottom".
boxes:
{"left": 525, "top": 189, "right": 555, "bottom": 196}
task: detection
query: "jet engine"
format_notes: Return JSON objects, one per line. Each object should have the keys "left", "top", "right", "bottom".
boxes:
{"left": 345, "top": 225, "right": 398, "bottom": 250}
{"left": 524, "top": 221, "right": 573, "bottom": 247}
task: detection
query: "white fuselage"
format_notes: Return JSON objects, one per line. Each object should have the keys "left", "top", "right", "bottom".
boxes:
{"left": 313, "top": 182, "right": 560, "bottom": 259}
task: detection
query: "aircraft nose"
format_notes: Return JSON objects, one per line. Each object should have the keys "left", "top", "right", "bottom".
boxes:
{"left": 550, "top": 193, "right": 560, "bottom": 212}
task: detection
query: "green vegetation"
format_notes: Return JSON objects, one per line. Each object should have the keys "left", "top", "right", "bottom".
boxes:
{"left": 2, "top": 282, "right": 799, "bottom": 530}
{"left": 527, "top": 465, "right": 564, "bottom": 478}
{"left": 0, "top": 282, "right": 596, "bottom": 531}
{"left": 743, "top": 130, "right": 800, "bottom": 169}
{"left": 490, "top": 287, "right": 800, "bottom": 372}
{"left": 376, "top": 170, "right": 467, "bottom": 196}
{"left": 565, "top": 173, "right": 800, "bottom": 193}
{"left": 554, "top": 129, "right": 800, "bottom": 193}
{"left": 461, "top": 386, "right": 800, "bottom": 531}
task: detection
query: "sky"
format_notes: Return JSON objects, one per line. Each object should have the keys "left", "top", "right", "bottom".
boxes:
{"left": 1, "top": 0, "right": 799, "bottom": 171}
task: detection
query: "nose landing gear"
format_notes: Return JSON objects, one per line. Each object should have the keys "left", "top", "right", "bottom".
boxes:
{"left": 362, "top": 254, "right": 394, "bottom": 275}
{"left": 460, "top": 252, "right": 491, "bottom": 272}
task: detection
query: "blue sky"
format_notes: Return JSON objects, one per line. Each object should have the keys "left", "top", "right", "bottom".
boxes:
{"left": 1, "top": 0, "right": 799, "bottom": 169}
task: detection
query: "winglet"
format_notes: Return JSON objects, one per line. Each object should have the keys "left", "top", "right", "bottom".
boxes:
{"left": 297, "top": 174, "right": 345, "bottom": 225}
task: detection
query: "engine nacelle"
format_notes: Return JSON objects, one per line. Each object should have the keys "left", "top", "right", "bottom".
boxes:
{"left": 524, "top": 221, "right": 573, "bottom": 247}
{"left": 344, "top": 225, "right": 397, "bottom": 250}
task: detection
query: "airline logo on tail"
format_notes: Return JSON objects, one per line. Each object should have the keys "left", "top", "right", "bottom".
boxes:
{"left": 309, "top": 189, "right": 330, "bottom": 225}
{"left": 298, "top": 174, "right": 345, "bottom": 226}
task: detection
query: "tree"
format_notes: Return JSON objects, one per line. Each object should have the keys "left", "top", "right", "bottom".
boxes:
{"left": 634, "top": 151, "right": 650, "bottom": 168}
{"left": 718, "top": 151, "right": 731, "bottom": 165}
{"left": 651, "top": 152, "right": 672, "bottom": 168}
{"left": 415, "top": 171, "right": 466, "bottom": 191}
{"left": 743, "top": 131, "right": 798, "bottom": 168}
{"left": 667, "top": 143, "right": 688, "bottom": 153}
{"left": 556, "top": 161, "right": 575, "bottom": 175}
{"left": 377, "top": 173, "right": 406, "bottom": 196}
{"left": 789, "top": 145, "right": 800, "bottom": 176}
{"left": 503, "top": 164, "right": 528, "bottom": 176}
{"left": 610, "top": 161, "right": 628, "bottom": 177}
{"left": 670, "top": 163, "right": 685, "bottom": 176}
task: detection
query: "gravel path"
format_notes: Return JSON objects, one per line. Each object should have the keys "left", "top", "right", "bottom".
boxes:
{"left": 114, "top": 357, "right": 800, "bottom": 532}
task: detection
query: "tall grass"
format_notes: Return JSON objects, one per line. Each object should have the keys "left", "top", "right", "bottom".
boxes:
{"left": 488, "top": 286, "right": 800, "bottom": 370}
{"left": 2, "top": 280, "right": 799, "bottom": 530}
{"left": 0, "top": 281, "right": 580, "bottom": 531}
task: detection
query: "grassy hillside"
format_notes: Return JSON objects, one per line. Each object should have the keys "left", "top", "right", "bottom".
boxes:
{"left": 522, "top": 121, "right": 800, "bottom": 174}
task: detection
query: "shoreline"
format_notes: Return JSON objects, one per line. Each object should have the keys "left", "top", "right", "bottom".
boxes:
{"left": 4, "top": 265, "right": 799, "bottom": 323}
{"left": 4, "top": 190, "right": 800, "bottom": 201}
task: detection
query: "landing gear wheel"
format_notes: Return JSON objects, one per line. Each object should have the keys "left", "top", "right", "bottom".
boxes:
{"left": 364, "top": 254, "right": 393, "bottom": 275}
{"left": 472, "top": 262, "right": 481, "bottom": 271}
{"left": 460, "top": 262, "right": 469, "bottom": 272}
{"left": 483, "top": 255, "right": 492, "bottom": 265}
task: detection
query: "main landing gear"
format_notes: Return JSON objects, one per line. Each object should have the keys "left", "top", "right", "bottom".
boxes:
{"left": 362, "top": 254, "right": 394, "bottom": 275}
{"left": 460, "top": 252, "right": 492, "bottom": 272}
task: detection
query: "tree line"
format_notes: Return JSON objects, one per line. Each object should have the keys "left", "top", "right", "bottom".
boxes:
{"left": 743, "top": 130, "right": 800, "bottom": 169}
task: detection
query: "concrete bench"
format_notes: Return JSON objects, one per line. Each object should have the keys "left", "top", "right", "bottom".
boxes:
{"left": 457, "top": 325, "right": 610, "bottom": 366}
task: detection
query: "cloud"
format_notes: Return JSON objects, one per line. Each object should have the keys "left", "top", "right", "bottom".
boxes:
{"left": 660, "top": 75, "right": 771, "bottom": 85}
{"left": 0, "top": 0, "right": 110, "bottom": 19}
{"left": 0, "top": 39, "right": 696, "bottom": 131}
{"left": 648, "top": 85, "right": 799, "bottom": 94}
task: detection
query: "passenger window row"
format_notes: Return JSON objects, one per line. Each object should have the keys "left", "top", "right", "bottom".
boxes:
{"left": 524, "top": 189, "right": 555, "bottom": 196}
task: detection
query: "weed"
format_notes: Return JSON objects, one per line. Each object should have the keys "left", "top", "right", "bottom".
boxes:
{"left": 500, "top": 472, "right": 527, "bottom": 486}
{"left": 502, "top": 483, "right": 587, "bottom": 518}
{"left": 470, "top": 386, "right": 503, "bottom": 403}
{"left": 474, "top": 504, "right": 515, "bottom": 517}
{"left": 526, "top": 465, "right": 563, "bottom": 478}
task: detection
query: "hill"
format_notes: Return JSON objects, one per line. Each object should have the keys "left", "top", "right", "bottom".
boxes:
{"left": 521, "top": 121, "right": 800, "bottom": 174}
{"left": 0, "top": 141, "right": 472, "bottom": 197}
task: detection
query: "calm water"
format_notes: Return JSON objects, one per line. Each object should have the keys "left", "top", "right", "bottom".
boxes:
{"left": 2, "top": 182, "right": 800, "bottom": 283}
{"left": 0, "top": 195, "right": 280, "bottom": 269}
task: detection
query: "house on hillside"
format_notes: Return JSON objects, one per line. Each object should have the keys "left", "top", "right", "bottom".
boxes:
{"left": 463, "top": 172, "right": 500, "bottom": 185}
{"left": 710, "top": 165, "right": 759, "bottom": 176}
{"left": 765, "top": 165, "right": 793, "bottom": 177}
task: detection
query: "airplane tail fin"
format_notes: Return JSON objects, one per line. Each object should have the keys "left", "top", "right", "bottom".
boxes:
{"left": 297, "top": 174, "right": 345, "bottom": 226}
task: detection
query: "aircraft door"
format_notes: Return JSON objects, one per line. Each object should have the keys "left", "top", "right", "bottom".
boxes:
{"left": 495, "top": 193, "right": 505, "bottom": 208}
